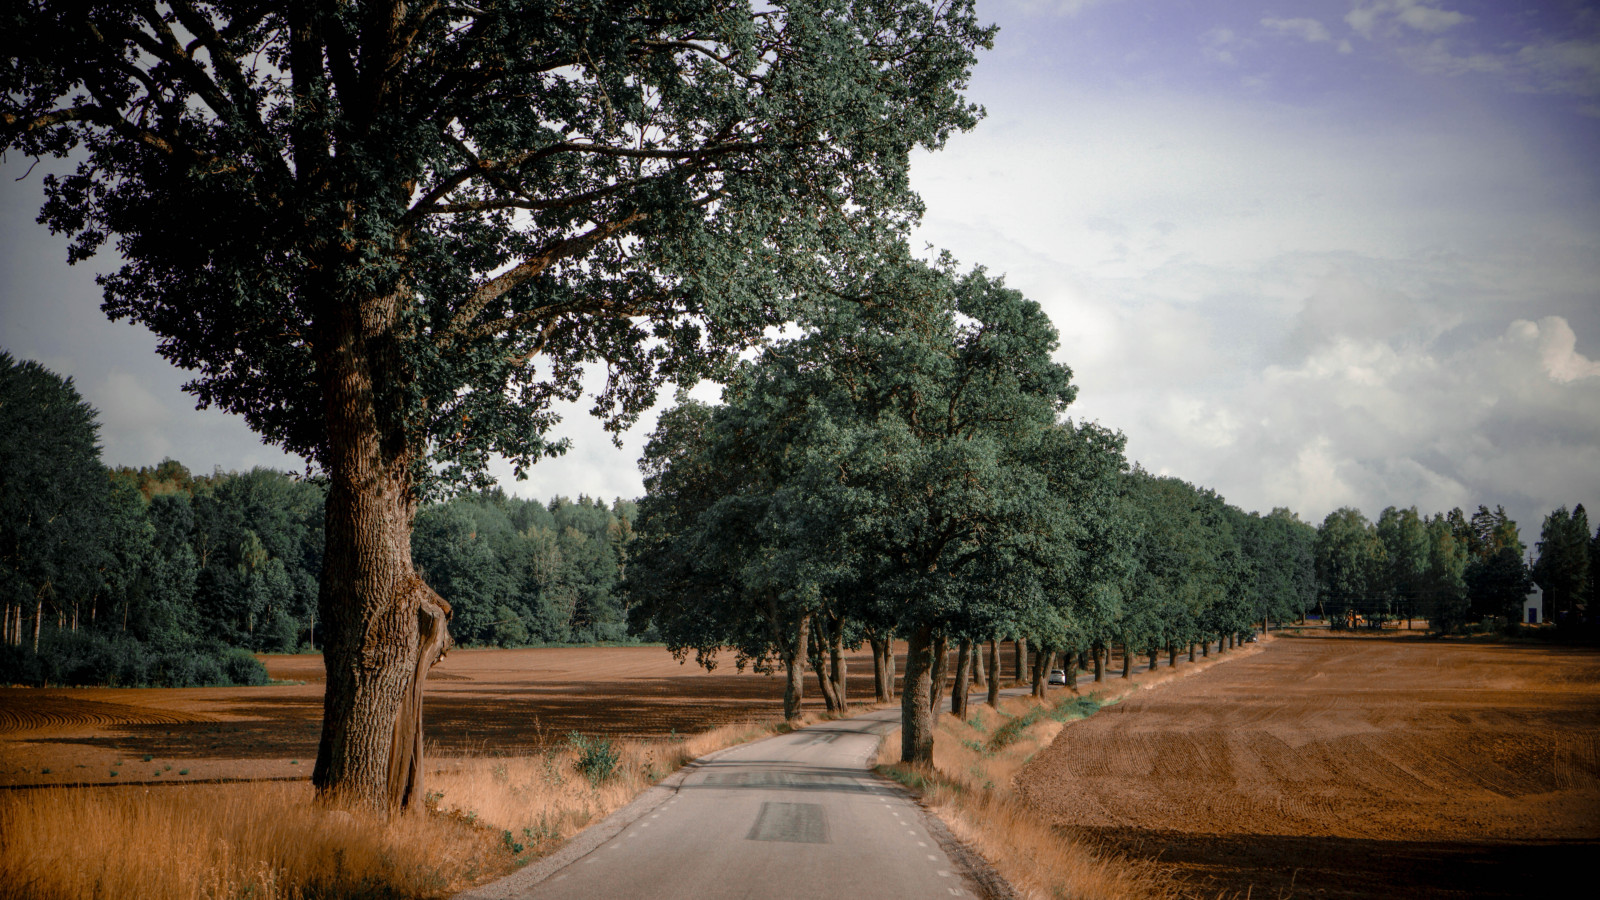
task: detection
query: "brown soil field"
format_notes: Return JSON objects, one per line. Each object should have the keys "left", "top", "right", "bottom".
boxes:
{"left": 0, "top": 645, "right": 884, "bottom": 788}
{"left": 1017, "top": 632, "right": 1600, "bottom": 899}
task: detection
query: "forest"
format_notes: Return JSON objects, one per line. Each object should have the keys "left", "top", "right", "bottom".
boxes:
{"left": 0, "top": 355, "right": 640, "bottom": 686}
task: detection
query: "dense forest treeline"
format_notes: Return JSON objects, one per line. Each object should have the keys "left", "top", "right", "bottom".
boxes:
{"left": 3, "top": 351, "right": 1593, "bottom": 691}
{"left": 1, "top": 355, "right": 641, "bottom": 686}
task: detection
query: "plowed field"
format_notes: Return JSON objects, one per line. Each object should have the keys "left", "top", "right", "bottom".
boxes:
{"left": 0, "top": 645, "right": 880, "bottom": 788}
{"left": 1017, "top": 633, "right": 1600, "bottom": 898}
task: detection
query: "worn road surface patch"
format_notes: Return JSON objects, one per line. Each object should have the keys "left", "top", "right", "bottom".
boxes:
{"left": 748, "top": 801, "right": 829, "bottom": 844}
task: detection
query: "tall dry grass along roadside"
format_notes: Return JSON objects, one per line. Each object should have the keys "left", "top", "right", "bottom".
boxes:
{"left": 0, "top": 716, "right": 815, "bottom": 900}
{"left": 878, "top": 643, "right": 1266, "bottom": 900}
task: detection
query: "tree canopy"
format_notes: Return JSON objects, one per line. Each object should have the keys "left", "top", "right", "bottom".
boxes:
{"left": 2, "top": 0, "right": 997, "bottom": 808}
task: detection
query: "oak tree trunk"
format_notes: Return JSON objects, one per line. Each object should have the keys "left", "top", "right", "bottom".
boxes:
{"left": 807, "top": 619, "right": 841, "bottom": 714}
{"left": 1189, "top": 642, "right": 1196, "bottom": 662}
{"left": 1169, "top": 643, "right": 1177, "bottom": 667}
{"left": 1066, "top": 650, "right": 1078, "bottom": 689}
{"left": 1121, "top": 642, "right": 1132, "bottom": 678}
{"left": 870, "top": 635, "right": 894, "bottom": 703}
{"left": 1093, "top": 643, "right": 1104, "bottom": 681}
{"left": 971, "top": 640, "right": 986, "bottom": 689}
{"left": 783, "top": 612, "right": 809, "bottom": 722}
{"left": 1148, "top": 646, "right": 1158, "bottom": 671}
{"left": 928, "top": 632, "right": 949, "bottom": 712}
{"left": 1013, "top": 637, "right": 1027, "bottom": 683}
{"left": 900, "top": 624, "right": 935, "bottom": 764}
{"left": 1202, "top": 638, "right": 1210, "bottom": 657}
{"left": 951, "top": 639, "right": 972, "bottom": 717}
{"left": 1030, "top": 646, "right": 1047, "bottom": 698}
{"left": 986, "top": 639, "right": 1001, "bottom": 707}
{"left": 829, "top": 616, "right": 848, "bottom": 714}
{"left": 311, "top": 457, "right": 452, "bottom": 811}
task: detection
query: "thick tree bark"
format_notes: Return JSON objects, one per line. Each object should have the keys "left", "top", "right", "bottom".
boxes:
{"left": 1168, "top": 643, "right": 1177, "bottom": 667}
{"left": 971, "top": 640, "right": 986, "bottom": 689}
{"left": 1013, "top": 637, "right": 1027, "bottom": 683}
{"left": 1093, "top": 643, "right": 1104, "bottom": 681}
{"left": 1066, "top": 650, "right": 1078, "bottom": 689}
{"left": 1202, "top": 638, "right": 1210, "bottom": 657}
{"left": 900, "top": 623, "right": 936, "bottom": 764}
{"left": 986, "top": 639, "right": 1001, "bottom": 707}
{"left": 308, "top": 289, "right": 458, "bottom": 813}
{"left": 1148, "top": 645, "right": 1158, "bottom": 671}
{"left": 1121, "top": 642, "right": 1132, "bottom": 678}
{"left": 951, "top": 639, "right": 972, "bottom": 717}
{"left": 312, "top": 464, "right": 453, "bottom": 812}
{"left": 928, "top": 632, "right": 949, "bottom": 712}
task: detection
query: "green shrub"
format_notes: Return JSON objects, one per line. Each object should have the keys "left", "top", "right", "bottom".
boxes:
{"left": 221, "top": 648, "right": 268, "bottom": 686}
{"left": 567, "top": 732, "right": 619, "bottom": 785}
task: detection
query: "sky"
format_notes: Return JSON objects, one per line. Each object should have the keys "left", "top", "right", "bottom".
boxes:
{"left": 2, "top": 0, "right": 1598, "bottom": 546}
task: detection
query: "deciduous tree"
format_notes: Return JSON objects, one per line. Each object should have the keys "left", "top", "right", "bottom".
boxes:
{"left": 3, "top": 0, "right": 992, "bottom": 808}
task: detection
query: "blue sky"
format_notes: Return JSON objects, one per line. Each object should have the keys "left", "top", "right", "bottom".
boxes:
{"left": 2, "top": 0, "right": 1597, "bottom": 541}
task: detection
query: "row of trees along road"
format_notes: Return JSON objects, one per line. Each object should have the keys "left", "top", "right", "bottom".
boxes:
{"left": 624, "top": 256, "right": 1319, "bottom": 764}
{"left": 3, "top": 0, "right": 998, "bottom": 809}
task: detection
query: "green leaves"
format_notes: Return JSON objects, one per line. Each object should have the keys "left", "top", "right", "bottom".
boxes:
{"left": 3, "top": 1, "right": 996, "bottom": 498}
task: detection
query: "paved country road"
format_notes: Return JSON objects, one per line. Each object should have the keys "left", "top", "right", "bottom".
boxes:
{"left": 459, "top": 704, "right": 1012, "bottom": 900}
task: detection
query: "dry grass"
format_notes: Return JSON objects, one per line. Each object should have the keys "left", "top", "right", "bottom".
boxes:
{"left": 878, "top": 693, "right": 1182, "bottom": 900}
{"left": 876, "top": 649, "right": 1270, "bottom": 900}
{"left": 0, "top": 781, "right": 506, "bottom": 900}
{"left": 0, "top": 714, "right": 818, "bottom": 900}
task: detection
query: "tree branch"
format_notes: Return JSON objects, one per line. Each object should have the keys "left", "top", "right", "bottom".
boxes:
{"left": 442, "top": 211, "right": 647, "bottom": 340}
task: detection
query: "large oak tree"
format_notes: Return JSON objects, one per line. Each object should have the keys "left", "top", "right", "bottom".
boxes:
{"left": 2, "top": 0, "right": 992, "bottom": 809}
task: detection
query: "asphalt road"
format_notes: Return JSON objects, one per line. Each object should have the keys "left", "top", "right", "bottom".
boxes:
{"left": 461, "top": 704, "right": 992, "bottom": 900}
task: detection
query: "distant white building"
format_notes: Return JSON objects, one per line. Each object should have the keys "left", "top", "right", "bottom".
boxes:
{"left": 1524, "top": 583, "right": 1544, "bottom": 625}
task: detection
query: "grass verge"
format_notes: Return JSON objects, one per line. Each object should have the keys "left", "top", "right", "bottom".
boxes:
{"left": 0, "top": 714, "right": 820, "bottom": 899}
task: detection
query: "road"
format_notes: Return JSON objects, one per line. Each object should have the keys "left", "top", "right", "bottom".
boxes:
{"left": 461, "top": 704, "right": 996, "bottom": 900}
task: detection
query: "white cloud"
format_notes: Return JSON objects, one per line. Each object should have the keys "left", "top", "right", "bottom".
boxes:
{"left": 910, "top": 79, "right": 1600, "bottom": 531}
{"left": 1509, "top": 316, "right": 1600, "bottom": 384}
{"left": 1261, "top": 17, "right": 1332, "bottom": 45}
{"left": 1347, "top": 1, "right": 1470, "bottom": 39}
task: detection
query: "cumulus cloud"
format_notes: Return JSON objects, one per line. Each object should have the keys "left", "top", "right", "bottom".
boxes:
{"left": 1510, "top": 316, "right": 1600, "bottom": 384}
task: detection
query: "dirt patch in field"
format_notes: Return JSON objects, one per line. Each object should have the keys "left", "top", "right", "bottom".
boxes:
{"left": 0, "top": 645, "right": 882, "bottom": 788}
{"left": 1018, "top": 633, "right": 1600, "bottom": 898}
